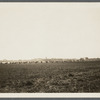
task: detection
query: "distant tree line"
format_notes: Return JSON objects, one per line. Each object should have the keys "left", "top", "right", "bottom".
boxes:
{"left": 0, "top": 57, "right": 100, "bottom": 64}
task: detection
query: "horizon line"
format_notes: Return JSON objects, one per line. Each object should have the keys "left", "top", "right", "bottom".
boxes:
{"left": 0, "top": 57, "right": 100, "bottom": 61}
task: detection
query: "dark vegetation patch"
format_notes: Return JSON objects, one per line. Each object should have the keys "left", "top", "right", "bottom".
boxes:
{"left": 0, "top": 61, "right": 100, "bottom": 92}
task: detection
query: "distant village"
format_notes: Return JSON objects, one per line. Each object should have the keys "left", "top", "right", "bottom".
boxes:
{"left": 0, "top": 57, "right": 100, "bottom": 64}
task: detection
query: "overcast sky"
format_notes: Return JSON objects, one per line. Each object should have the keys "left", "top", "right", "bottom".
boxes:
{"left": 0, "top": 3, "right": 100, "bottom": 60}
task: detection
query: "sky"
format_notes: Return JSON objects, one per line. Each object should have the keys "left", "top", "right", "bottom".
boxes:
{"left": 0, "top": 3, "right": 100, "bottom": 60}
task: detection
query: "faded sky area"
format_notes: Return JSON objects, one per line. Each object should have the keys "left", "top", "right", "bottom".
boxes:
{"left": 0, "top": 3, "right": 100, "bottom": 60}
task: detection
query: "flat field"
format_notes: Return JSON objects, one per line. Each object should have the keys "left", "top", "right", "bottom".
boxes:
{"left": 0, "top": 61, "right": 100, "bottom": 93}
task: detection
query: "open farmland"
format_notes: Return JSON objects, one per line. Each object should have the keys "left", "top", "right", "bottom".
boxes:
{"left": 0, "top": 61, "right": 100, "bottom": 93}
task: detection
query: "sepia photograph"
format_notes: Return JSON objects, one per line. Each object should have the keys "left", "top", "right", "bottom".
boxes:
{"left": 0, "top": 2, "right": 100, "bottom": 96}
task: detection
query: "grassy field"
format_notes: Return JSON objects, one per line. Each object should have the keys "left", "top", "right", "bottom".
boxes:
{"left": 0, "top": 61, "right": 100, "bottom": 93}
